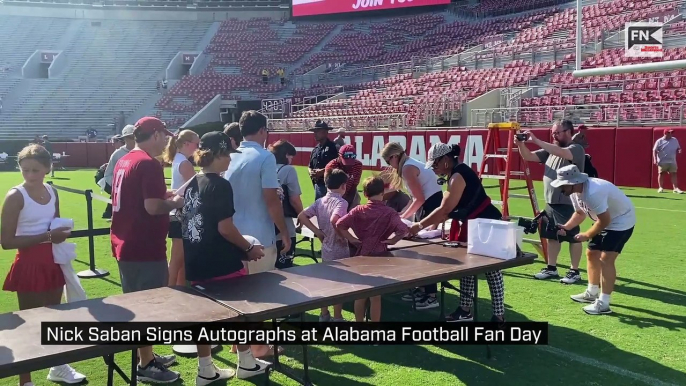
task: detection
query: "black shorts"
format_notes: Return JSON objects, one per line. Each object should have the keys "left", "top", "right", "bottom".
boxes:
{"left": 418, "top": 191, "right": 443, "bottom": 221}
{"left": 168, "top": 220, "right": 182, "bottom": 239}
{"left": 540, "top": 203, "right": 580, "bottom": 243}
{"left": 588, "top": 227, "right": 634, "bottom": 253}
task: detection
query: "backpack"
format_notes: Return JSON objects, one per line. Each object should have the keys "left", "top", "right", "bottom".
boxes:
{"left": 278, "top": 165, "right": 299, "bottom": 218}
{"left": 584, "top": 154, "right": 598, "bottom": 178}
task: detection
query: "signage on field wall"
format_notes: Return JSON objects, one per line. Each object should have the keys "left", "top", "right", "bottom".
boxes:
{"left": 625, "top": 22, "right": 663, "bottom": 58}
{"left": 333, "top": 134, "right": 490, "bottom": 172}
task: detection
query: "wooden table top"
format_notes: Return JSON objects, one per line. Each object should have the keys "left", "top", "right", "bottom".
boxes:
{"left": 193, "top": 244, "right": 535, "bottom": 321}
{"left": 0, "top": 286, "right": 241, "bottom": 378}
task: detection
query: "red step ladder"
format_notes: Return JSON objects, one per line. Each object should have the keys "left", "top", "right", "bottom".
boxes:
{"left": 478, "top": 122, "right": 548, "bottom": 262}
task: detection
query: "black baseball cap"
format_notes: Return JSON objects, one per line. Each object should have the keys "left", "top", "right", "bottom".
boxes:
{"left": 199, "top": 131, "right": 241, "bottom": 153}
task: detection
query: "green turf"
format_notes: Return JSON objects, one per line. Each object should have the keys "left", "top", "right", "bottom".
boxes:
{"left": 0, "top": 167, "right": 684, "bottom": 386}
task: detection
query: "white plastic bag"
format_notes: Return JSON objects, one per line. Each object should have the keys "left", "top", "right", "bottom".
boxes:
{"left": 467, "top": 218, "right": 518, "bottom": 260}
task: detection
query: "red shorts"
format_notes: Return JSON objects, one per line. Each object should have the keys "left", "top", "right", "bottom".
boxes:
{"left": 191, "top": 268, "right": 247, "bottom": 286}
{"left": 4, "top": 243, "right": 65, "bottom": 293}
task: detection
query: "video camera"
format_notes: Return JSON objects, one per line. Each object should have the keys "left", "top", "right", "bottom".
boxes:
{"left": 517, "top": 211, "right": 560, "bottom": 235}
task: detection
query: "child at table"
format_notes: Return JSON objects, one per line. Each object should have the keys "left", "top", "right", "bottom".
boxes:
{"left": 298, "top": 168, "right": 350, "bottom": 322}
{"left": 0, "top": 144, "right": 86, "bottom": 386}
{"left": 378, "top": 171, "right": 411, "bottom": 213}
{"left": 180, "top": 131, "right": 270, "bottom": 382}
{"left": 336, "top": 176, "right": 410, "bottom": 322}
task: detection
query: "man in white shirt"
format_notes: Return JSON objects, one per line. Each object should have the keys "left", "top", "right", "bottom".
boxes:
{"left": 552, "top": 165, "right": 636, "bottom": 316}
{"left": 224, "top": 110, "right": 290, "bottom": 274}
{"left": 102, "top": 125, "right": 135, "bottom": 219}
{"left": 653, "top": 129, "right": 683, "bottom": 194}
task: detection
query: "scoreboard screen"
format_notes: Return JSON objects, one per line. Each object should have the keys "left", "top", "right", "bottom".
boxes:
{"left": 292, "top": 0, "right": 451, "bottom": 17}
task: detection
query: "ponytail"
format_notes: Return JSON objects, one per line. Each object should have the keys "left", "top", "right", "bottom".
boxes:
{"left": 162, "top": 136, "right": 178, "bottom": 164}
{"left": 448, "top": 144, "right": 461, "bottom": 161}
{"left": 162, "top": 129, "right": 199, "bottom": 164}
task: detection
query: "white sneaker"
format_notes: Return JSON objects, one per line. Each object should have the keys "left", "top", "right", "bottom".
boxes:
{"left": 197, "top": 363, "right": 235, "bottom": 386}
{"left": 47, "top": 364, "right": 86, "bottom": 384}
{"left": 236, "top": 358, "right": 271, "bottom": 379}
{"left": 658, "top": 188, "right": 664, "bottom": 193}
{"left": 331, "top": 317, "right": 347, "bottom": 322}
{"left": 22, "top": 383, "right": 35, "bottom": 386}
{"left": 415, "top": 295, "right": 440, "bottom": 310}
{"left": 674, "top": 188, "right": 684, "bottom": 194}
{"left": 570, "top": 290, "right": 599, "bottom": 304}
{"left": 560, "top": 270, "right": 581, "bottom": 284}
{"left": 583, "top": 299, "right": 612, "bottom": 315}
{"left": 534, "top": 268, "right": 559, "bottom": 280}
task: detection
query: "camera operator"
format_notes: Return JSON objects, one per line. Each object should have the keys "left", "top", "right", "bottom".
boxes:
{"left": 515, "top": 120, "right": 586, "bottom": 284}
{"left": 552, "top": 165, "right": 636, "bottom": 315}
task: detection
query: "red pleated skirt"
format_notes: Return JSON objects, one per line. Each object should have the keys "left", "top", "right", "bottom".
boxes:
{"left": 3, "top": 243, "right": 65, "bottom": 293}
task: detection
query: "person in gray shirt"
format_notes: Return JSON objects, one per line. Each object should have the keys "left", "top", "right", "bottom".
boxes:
{"left": 102, "top": 125, "right": 135, "bottom": 219}
{"left": 515, "top": 120, "right": 586, "bottom": 284}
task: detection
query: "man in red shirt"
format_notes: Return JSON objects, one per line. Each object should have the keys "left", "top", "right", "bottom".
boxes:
{"left": 110, "top": 116, "right": 183, "bottom": 384}
{"left": 325, "top": 144, "right": 363, "bottom": 211}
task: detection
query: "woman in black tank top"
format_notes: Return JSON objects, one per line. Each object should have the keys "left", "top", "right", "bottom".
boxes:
{"left": 408, "top": 143, "right": 506, "bottom": 323}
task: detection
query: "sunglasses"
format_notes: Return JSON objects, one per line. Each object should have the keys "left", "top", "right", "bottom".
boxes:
{"left": 342, "top": 152, "right": 356, "bottom": 160}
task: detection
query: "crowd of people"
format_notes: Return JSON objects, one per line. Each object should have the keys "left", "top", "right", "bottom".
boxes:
{"left": 0, "top": 113, "right": 641, "bottom": 385}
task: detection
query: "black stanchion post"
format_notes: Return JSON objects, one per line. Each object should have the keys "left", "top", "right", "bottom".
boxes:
{"left": 77, "top": 190, "right": 110, "bottom": 279}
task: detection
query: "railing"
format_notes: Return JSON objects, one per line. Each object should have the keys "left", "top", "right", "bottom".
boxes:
{"left": 268, "top": 113, "right": 409, "bottom": 132}
{"left": 471, "top": 101, "right": 686, "bottom": 126}
{"left": 293, "top": 60, "right": 416, "bottom": 89}
{"left": 538, "top": 74, "right": 686, "bottom": 95}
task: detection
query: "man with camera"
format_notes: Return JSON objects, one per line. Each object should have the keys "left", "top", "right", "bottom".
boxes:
{"left": 515, "top": 120, "right": 586, "bottom": 284}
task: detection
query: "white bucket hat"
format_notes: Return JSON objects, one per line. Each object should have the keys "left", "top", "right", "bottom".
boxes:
{"left": 550, "top": 164, "right": 588, "bottom": 188}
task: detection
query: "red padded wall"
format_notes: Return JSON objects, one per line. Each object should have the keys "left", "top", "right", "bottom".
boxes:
{"left": 614, "top": 127, "right": 654, "bottom": 188}
{"left": 87, "top": 142, "right": 109, "bottom": 168}
{"left": 50, "top": 126, "right": 686, "bottom": 190}
{"left": 585, "top": 127, "right": 616, "bottom": 183}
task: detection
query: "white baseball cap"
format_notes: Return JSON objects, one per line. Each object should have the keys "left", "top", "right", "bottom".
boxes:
{"left": 121, "top": 124, "right": 135, "bottom": 138}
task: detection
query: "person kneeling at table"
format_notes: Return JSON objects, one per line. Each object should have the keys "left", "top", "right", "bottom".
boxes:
{"left": 408, "top": 143, "right": 506, "bottom": 323}
{"left": 551, "top": 164, "right": 636, "bottom": 315}
{"left": 336, "top": 176, "right": 410, "bottom": 322}
{"left": 179, "top": 131, "right": 270, "bottom": 383}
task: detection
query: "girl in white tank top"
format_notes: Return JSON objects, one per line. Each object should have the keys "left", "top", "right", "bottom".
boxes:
{"left": 1, "top": 144, "right": 86, "bottom": 385}
{"left": 162, "top": 129, "right": 199, "bottom": 287}
{"left": 380, "top": 143, "right": 442, "bottom": 221}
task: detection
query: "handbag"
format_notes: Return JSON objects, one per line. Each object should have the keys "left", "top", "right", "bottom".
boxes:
{"left": 467, "top": 218, "right": 518, "bottom": 260}
{"left": 278, "top": 165, "right": 299, "bottom": 218}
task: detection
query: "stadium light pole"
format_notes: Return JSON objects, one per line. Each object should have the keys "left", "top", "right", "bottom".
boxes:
{"left": 576, "top": 0, "right": 582, "bottom": 71}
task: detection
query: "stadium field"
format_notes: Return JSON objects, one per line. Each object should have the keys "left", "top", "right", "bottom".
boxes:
{"left": 0, "top": 168, "right": 684, "bottom": 386}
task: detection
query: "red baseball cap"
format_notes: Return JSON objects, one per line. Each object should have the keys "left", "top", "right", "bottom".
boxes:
{"left": 664, "top": 128, "right": 675, "bottom": 135}
{"left": 339, "top": 144, "right": 357, "bottom": 165}
{"left": 134, "top": 117, "right": 174, "bottom": 137}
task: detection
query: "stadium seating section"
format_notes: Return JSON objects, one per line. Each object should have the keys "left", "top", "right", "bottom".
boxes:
{"left": 0, "top": 0, "right": 685, "bottom": 139}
